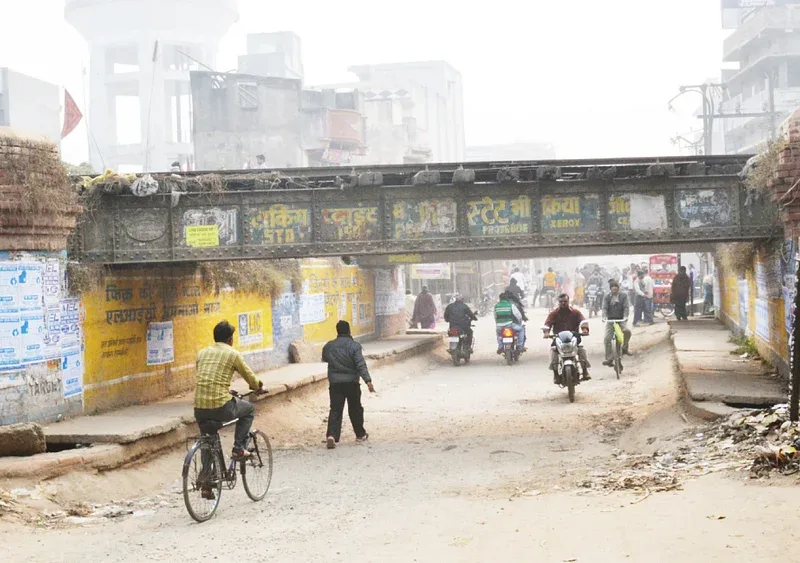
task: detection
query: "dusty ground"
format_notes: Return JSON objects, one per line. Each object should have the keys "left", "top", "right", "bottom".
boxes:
{"left": 2, "top": 316, "right": 799, "bottom": 562}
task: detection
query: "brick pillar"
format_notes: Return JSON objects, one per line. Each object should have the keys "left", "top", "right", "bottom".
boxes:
{"left": 0, "top": 135, "right": 82, "bottom": 251}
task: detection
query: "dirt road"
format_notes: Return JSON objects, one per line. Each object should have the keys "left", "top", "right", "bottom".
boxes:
{"left": 3, "top": 317, "right": 799, "bottom": 562}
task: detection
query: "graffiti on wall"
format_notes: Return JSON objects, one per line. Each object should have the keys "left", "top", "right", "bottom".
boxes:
{"left": 391, "top": 199, "right": 457, "bottom": 239}
{"left": 676, "top": 189, "right": 733, "bottom": 228}
{"left": 467, "top": 196, "right": 531, "bottom": 236}
{"left": 540, "top": 194, "right": 600, "bottom": 233}
{"left": 320, "top": 204, "right": 380, "bottom": 242}
{"left": 246, "top": 204, "right": 311, "bottom": 245}
{"left": 608, "top": 194, "right": 669, "bottom": 231}
{"left": 180, "top": 207, "right": 239, "bottom": 248}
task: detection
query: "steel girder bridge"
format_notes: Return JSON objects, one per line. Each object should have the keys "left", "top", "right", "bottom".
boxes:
{"left": 75, "top": 155, "right": 782, "bottom": 266}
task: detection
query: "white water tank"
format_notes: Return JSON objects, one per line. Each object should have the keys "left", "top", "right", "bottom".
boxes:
{"left": 65, "top": 0, "right": 239, "bottom": 172}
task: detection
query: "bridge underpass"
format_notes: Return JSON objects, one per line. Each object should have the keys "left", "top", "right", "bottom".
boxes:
{"left": 75, "top": 155, "right": 783, "bottom": 266}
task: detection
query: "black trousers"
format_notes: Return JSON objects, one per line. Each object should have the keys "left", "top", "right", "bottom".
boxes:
{"left": 326, "top": 382, "right": 366, "bottom": 441}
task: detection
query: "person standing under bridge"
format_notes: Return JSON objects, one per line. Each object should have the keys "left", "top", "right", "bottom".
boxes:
{"left": 411, "top": 286, "right": 437, "bottom": 329}
{"left": 671, "top": 266, "right": 692, "bottom": 321}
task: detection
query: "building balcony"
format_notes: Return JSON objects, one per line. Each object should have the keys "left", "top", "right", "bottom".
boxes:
{"left": 723, "top": 5, "right": 800, "bottom": 62}
{"left": 720, "top": 86, "right": 800, "bottom": 134}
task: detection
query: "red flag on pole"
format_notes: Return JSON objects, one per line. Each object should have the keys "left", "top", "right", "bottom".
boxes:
{"left": 61, "top": 90, "right": 83, "bottom": 139}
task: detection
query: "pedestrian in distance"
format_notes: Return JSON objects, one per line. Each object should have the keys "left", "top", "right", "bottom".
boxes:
{"left": 671, "top": 266, "right": 692, "bottom": 321}
{"left": 411, "top": 286, "right": 437, "bottom": 329}
{"left": 322, "top": 321, "right": 376, "bottom": 449}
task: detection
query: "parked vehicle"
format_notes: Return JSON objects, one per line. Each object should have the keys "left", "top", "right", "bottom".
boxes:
{"left": 448, "top": 326, "right": 474, "bottom": 366}
{"left": 477, "top": 288, "right": 493, "bottom": 317}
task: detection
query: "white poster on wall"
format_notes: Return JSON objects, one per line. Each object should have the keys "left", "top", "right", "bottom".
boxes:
{"left": 339, "top": 292, "right": 347, "bottom": 320}
{"left": 237, "top": 311, "right": 264, "bottom": 346}
{"left": 42, "top": 303, "right": 62, "bottom": 360}
{"left": 300, "top": 293, "right": 326, "bottom": 325}
{"left": 0, "top": 314, "right": 21, "bottom": 369}
{"left": 0, "top": 263, "right": 20, "bottom": 313}
{"left": 18, "top": 262, "right": 43, "bottom": 312}
{"left": 62, "top": 345, "right": 84, "bottom": 398}
{"left": 738, "top": 279, "right": 749, "bottom": 330}
{"left": 146, "top": 321, "right": 175, "bottom": 366}
{"left": 755, "top": 298, "right": 770, "bottom": 342}
{"left": 351, "top": 294, "right": 360, "bottom": 326}
{"left": 20, "top": 312, "right": 45, "bottom": 365}
{"left": 42, "top": 259, "right": 61, "bottom": 305}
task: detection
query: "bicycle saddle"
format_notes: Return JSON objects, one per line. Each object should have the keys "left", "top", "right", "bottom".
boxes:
{"left": 198, "top": 420, "right": 224, "bottom": 435}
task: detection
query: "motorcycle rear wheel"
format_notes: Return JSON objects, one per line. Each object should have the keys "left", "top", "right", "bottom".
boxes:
{"left": 505, "top": 348, "right": 514, "bottom": 366}
{"left": 451, "top": 353, "right": 460, "bottom": 367}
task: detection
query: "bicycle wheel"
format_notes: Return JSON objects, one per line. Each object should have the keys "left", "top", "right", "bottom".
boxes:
{"left": 614, "top": 341, "right": 622, "bottom": 380}
{"left": 183, "top": 441, "right": 223, "bottom": 522}
{"left": 241, "top": 431, "right": 273, "bottom": 502}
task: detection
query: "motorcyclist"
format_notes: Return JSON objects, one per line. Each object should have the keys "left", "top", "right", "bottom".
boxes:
{"left": 602, "top": 279, "right": 632, "bottom": 367}
{"left": 494, "top": 291, "right": 527, "bottom": 354}
{"left": 542, "top": 294, "right": 591, "bottom": 383}
{"left": 444, "top": 294, "right": 478, "bottom": 351}
{"left": 585, "top": 268, "right": 604, "bottom": 312}
{"left": 540, "top": 267, "right": 558, "bottom": 307}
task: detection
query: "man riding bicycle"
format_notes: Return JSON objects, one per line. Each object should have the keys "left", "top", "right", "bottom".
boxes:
{"left": 194, "top": 320, "right": 264, "bottom": 498}
{"left": 601, "top": 279, "right": 632, "bottom": 367}
{"left": 543, "top": 294, "right": 591, "bottom": 382}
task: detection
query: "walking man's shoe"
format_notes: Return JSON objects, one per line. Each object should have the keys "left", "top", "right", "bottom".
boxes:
{"left": 602, "top": 359, "right": 614, "bottom": 367}
{"left": 326, "top": 436, "right": 336, "bottom": 449}
{"left": 581, "top": 372, "right": 592, "bottom": 381}
{"left": 623, "top": 349, "right": 633, "bottom": 356}
{"left": 356, "top": 433, "right": 369, "bottom": 443}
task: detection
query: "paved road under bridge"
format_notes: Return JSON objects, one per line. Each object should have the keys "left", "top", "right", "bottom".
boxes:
{"left": 75, "top": 155, "right": 782, "bottom": 265}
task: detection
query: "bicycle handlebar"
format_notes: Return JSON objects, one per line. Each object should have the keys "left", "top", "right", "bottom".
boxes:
{"left": 230, "top": 388, "right": 269, "bottom": 399}
{"left": 603, "top": 318, "right": 629, "bottom": 323}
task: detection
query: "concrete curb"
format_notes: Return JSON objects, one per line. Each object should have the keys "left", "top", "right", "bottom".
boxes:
{"left": 0, "top": 335, "right": 443, "bottom": 481}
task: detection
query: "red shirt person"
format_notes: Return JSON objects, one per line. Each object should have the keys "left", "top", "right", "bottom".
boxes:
{"left": 543, "top": 294, "right": 591, "bottom": 382}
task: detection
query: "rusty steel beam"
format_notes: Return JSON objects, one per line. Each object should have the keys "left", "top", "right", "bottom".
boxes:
{"left": 76, "top": 156, "right": 779, "bottom": 265}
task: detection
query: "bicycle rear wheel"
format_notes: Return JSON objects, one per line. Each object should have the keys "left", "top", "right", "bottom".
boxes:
{"left": 242, "top": 430, "right": 273, "bottom": 502}
{"left": 614, "top": 341, "right": 622, "bottom": 379}
{"left": 183, "top": 442, "right": 223, "bottom": 522}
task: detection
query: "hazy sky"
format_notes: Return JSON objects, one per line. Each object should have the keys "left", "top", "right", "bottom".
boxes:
{"left": 1, "top": 0, "right": 729, "bottom": 164}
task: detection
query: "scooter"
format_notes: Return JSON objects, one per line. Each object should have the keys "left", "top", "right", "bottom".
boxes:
{"left": 448, "top": 325, "right": 474, "bottom": 366}
{"left": 543, "top": 321, "right": 589, "bottom": 403}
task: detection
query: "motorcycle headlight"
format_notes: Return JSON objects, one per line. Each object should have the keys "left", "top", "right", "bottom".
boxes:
{"left": 559, "top": 343, "right": 575, "bottom": 355}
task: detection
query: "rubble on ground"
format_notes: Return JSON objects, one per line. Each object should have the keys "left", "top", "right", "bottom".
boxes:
{"left": 582, "top": 404, "right": 800, "bottom": 496}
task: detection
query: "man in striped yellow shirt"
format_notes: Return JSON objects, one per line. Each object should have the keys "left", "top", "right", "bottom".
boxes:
{"left": 194, "top": 321, "right": 263, "bottom": 461}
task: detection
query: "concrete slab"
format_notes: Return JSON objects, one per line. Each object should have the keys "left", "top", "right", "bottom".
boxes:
{"left": 683, "top": 371, "right": 786, "bottom": 406}
{"left": 672, "top": 332, "right": 737, "bottom": 353}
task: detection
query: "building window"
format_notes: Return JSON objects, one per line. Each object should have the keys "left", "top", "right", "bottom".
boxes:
{"left": 788, "top": 60, "right": 800, "bottom": 88}
{"left": 238, "top": 82, "right": 259, "bottom": 109}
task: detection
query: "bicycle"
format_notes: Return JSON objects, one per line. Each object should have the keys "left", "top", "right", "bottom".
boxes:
{"left": 603, "top": 317, "right": 628, "bottom": 380}
{"left": 182, "top": 389, "right": 273, "bottom": 523}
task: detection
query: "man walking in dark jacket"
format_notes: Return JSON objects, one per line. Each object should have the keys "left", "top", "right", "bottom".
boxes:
{"left": 322, "top": 320, "right": 376, "bottom": 449}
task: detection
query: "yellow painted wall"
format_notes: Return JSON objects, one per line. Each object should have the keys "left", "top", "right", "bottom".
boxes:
{"left": 301, "top": 259, "right": 375, "bottom": 343}
{"left": 82, "top": 270, "right": 273, "bottom": 413}
{"left": 717, "top": 255, "right": 790, "bottom": 368}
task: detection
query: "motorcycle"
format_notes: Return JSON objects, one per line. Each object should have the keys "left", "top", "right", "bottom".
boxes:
{"left": 539, "top": 288, "right": 555, "bottom": 309}
{"left": 477, "top": 289, "right": 492, "bottom": 317}
{"left": 448, "top": 326, "right": 474, "bottom": 366}
{"left": 543, "top": 321, "right": 589, "bottom": 403}
{"left": 500, "top": 325, "right": 524, "bottom": 366}
{"left": 585, "top": 285, "right": 600, "bottom": 317}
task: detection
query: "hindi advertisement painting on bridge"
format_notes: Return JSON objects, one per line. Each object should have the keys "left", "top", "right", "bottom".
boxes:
{"left": 540, "top": 194, "right": 600, "bottom": 233}
{"left": 320, "top": 203, "right": 380, "bottom": 242}
{"left": 467, "top": 195, "right": 531, "bottom": 236}
{"left": 392, "top": 199, "right": 457, "bottom": 239}
{"left": 676, "top": 189, "right": 733, "bottom": 229}
{"left": 246, "top": 204, "right": 311, "bottom": 245}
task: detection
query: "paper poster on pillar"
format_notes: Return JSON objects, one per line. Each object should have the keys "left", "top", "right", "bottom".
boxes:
{"left": 43, "top": 259, "right": 61, "bottom": 305}
{"left": 0, "top": 314, "right": 21, "bottom": 369}
{"left": 18, "top": 263, "right": 44, "bottom": 312}
{"left": 62, "top": 345, "right": 84, "bottom": 398}
{"left": 20, "top": 312, "right": 46, "bottom": 365}
{"left": 0, "top": 263, "right": 20, "bottom": 313}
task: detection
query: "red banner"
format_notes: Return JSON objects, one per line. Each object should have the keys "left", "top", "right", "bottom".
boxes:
{"left": 61, "top": 90, "right": 83, "bottom": 139}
